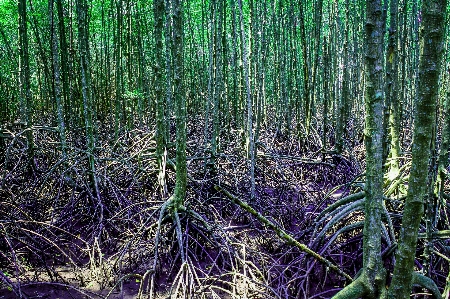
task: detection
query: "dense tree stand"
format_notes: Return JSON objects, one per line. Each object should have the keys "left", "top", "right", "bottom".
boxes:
{"left": 2, "top": 0, "right": 450, "bottom": 298}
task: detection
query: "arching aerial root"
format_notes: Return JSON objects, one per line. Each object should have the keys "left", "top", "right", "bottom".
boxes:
{"left": 214, "top": 184, "right": 353, "bottom": 282}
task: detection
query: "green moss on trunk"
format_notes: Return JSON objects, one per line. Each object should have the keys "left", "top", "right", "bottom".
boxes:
{"left": 388, "top": 0, "right": 446, "bottom": 298}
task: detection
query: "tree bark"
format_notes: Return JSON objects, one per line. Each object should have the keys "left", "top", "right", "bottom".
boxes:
{"left": 172, "top": 0, "right": 187, "bottom": 208}
{"left": 49, "top": 0, "right": 67, "bottom": 158}
{"left": 237, "top": 0, "right": 255, "bottom": 200}
{"left": 388, "top": 0, "right": 446, "bottom": 297}
{"left": 76, "top": 0, "right": 100, "bottom": 205}
{"left": 385, "top": 0, "right": 400, "bottom": 177}
{"left": 18, "top": 0, "right": 34, "bottom": 173}
{"left": 333, "top": 0, "right": 387, "bottom": 296}
{"left": 154, "top": 0, "right": 167, "bottom": 195}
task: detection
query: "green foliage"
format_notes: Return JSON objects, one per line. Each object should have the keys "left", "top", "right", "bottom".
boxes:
{"left": 0, "top": 0, "right": 16, "bottom": 28}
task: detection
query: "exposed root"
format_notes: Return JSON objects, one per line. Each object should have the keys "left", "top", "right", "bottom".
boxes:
{"left": 215, "top": 184, "right": 353, "bottom": 282}
{"left": 1, "top": 114, "right": 448, "bottom": 298}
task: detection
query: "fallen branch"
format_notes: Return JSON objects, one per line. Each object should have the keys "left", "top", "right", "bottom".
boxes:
{"left": 258, "top": 153, "right": 335, "bottom": 167}
{"left": 214, "top": 185, "right": 353, "bottom": 282}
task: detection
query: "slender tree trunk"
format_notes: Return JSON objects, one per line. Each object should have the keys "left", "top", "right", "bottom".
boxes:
{"left": 114, "top": 0, "right": 123, "bottom": 140}
{"left": 29, "top": 0, "right": 52, "bottom": 106}
{"left": 76, "top": 0, "right": 102, "bottom": 232}
{"left": 204, "top": 0, "right": 216, "bottom": 170}
{"left": 272, "top": 1, "right": 281, "bottom": 135}
{"left": 211, "top": 0, "right": 224, "bottom": 163}
{"left": 333, "top": 0, "right": 387, "bottom": 296}
{"left": 171, "top": 0, "right": 187, "bottom": 208}
{"left": 255, "top": 0, "right": 266, "bottom": 142}
{"left": 230, "top": 0, "right": 238, "bottom": 126}
{"left": 385, "top": 0, "right": 400, "bottom": 176}
{"left": 335, "top": 1, "right": 350, "bottom": 154}
{"left": 221, "top": 0, "right": 230, "bottom": 135}
{"left": 154, "top": 0, "right": 167, "bottom": 195}
{"left": 164, "top": 0, "right": 174, "bottom": 143}
{"left": 18, "top": 0, "right": 34, "bottom": 173}
{"left": 360, "top": 0, "right": 386, "bottom": 291}
{"left": 388, "top": 0, "right": 446, "bottom": 297}
{"left": 322, "top": 35, "right": 330, "bottom": 152}
{"left": 56, "top": 0, "right": 70, "bottom": 124}
{"left": 309, "top": 0, "right": 323, "bottom": 135}
{"left": 237, "top": 0, "right": 255, "bottom": 200}
{"left": 49, "top": 0, "right": 67, "bottom": 158}
{"left": 135, "top": 5, "right": 146, "bottom": 126}
{"left": 298, "top": 1, "right": 309, "bottom": 137}
{"left": 203, "top": 0, "right": 213, "bottom": 166}
{"left": 437, "top": 70, "right": 450, "bottom": 278}
{"left": 126, "top": 0, "right": 133, "bottom": 92}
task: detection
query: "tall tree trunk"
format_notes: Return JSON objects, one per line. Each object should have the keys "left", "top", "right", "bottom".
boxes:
{"left": 437, "top": 69, "right": 450, "bottom": 283}
{"left": 335, "top": 1, "right": 350, "bottom": 154}
{"left": 49, "top": 0, "right": 67, "bottom": 158}
{"left": 114, "top": 0, "right": 123, "bottom": 140}
{"left": 238, "top": 0, "right": 255, "bottom": 200}
{"left": 230, "top": 0, "right": 238, "bottom": 126}
{"left": 298, "top": 0, "right": 309, "bottom": 137}
{"left": 203, "top": 0, "right": 213, "bottom": 166}
{"left": 164, "top": 0, "right": 174, "bottom": 143}
{"left": 154, "top": 0, "right": 167, "bottom": 195}
{"left": 56, "top": 0, "right": 70, "bottom": 124}
{"left": 171, "top": 0, "right": 187, "bottom": 208}
{"left": 254, "top": 0, "right": 266, "bottom": 142}
{"left": 388, "top": 0, "right": 446, "bottom": 297}
{"left": 29, "top": 0, "right": 52, "bottom": 107}
{"left": 322, "top": 35, "right": 330, "bottom": 152}
{"left": 385, "top": 0, "right": 400, "bottom": 176}
{"left": 76, "top": 0, "right": 102, "bottom": 234}
{"left": 18, "top": 0, "right": 34, "bottom": 173}
{"left": 204, "top": 0, "right": 216, "bottom": 171}
{"left": 333, "top": 0, "right": 387, "bottom": 296}
{"left": 309, "top": 0, "right": 323, "bottom": 135}
{"left": 360, "top": 0, "right": 386, "bottom": 292}
{"left": 211, "top": 0, "right": 224, "bottom": 164}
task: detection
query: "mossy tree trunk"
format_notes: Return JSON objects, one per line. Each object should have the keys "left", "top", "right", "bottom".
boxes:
{"left": 237, "top": 0, "right": 255, "bottom": 201}
{"left": 384, "top": 0, "right": 399, "bottom": 171}
{"left": 388, "top": 0, "right": 446, "bottom": 298}
{"left": 171, "top": 0, "right": 187, "bottom": 209}
{"left": 322, "top": 35, "right": 330, "bottom": 152}
{"left": 439, "top": 67, "right": 450, "bottom": 298}
{"left": 154, "top": 0, "right": 167, "bottom": 195}
{"left": 76, "top": 0, "right": 100, "bottom": 206}
{"left": 164, "top": 0, "right": 174, "bottom": 144}
{"left": 333, "top": 0, "right": 387, "bottom": 297}
{"left": 359, "top": 0, "right": 386, "bottom": 292}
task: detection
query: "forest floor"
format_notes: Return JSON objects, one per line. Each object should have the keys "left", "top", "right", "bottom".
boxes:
{"left": 0, "top": 114, "right": 448, "bottom": 298}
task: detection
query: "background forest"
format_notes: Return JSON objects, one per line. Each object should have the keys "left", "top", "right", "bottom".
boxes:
{"left": 1, "top": 0, "right": 450, "bottom": 298}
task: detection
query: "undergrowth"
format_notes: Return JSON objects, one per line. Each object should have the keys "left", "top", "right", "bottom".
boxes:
{"left": 1, "top": 113, "right": 449, "bottom": 298}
